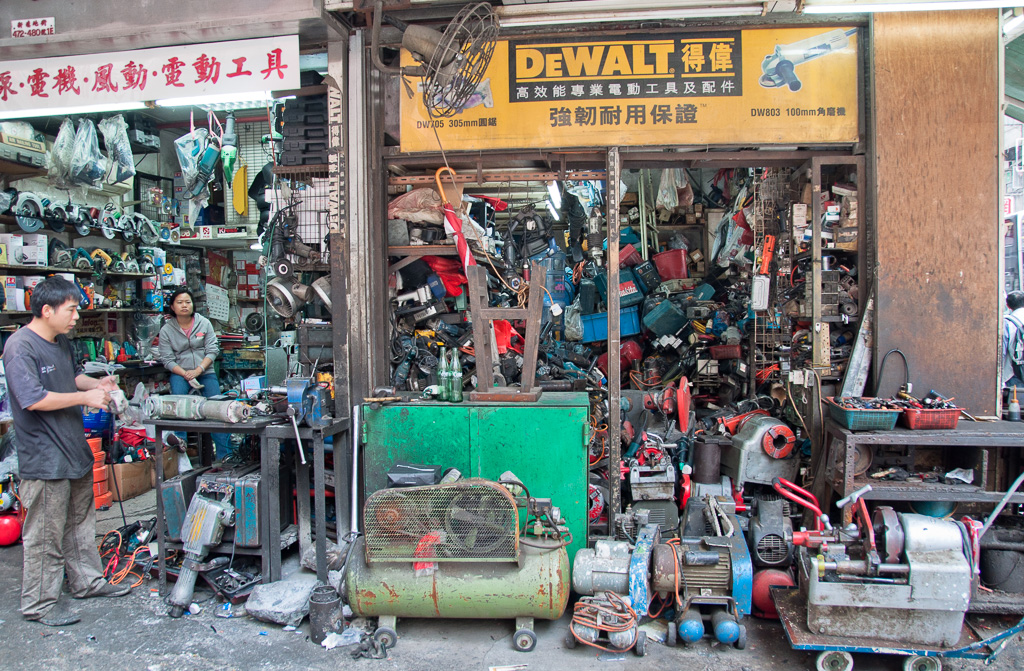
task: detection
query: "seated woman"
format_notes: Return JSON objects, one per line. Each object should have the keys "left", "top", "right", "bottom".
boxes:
{"left": 158, "top": 288, "right": 231, "bottom": 458}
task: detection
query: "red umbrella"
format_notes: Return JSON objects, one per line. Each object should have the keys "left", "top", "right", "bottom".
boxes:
{"left": 435, "top": 167, "right": 476, "bottom": 274}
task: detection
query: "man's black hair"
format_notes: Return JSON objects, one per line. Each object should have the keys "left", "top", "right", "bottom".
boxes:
{"left": 166, "top": 287, "right": 195, "bottom": 316}
{"left": 1008, "top": 291, "right": 1024, "bottom": 311}
{"left": 31, "top": 276, "right": 80, "bottom": 318}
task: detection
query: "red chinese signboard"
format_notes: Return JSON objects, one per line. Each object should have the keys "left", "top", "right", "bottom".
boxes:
{"left": 0, "top": 36, "right": 299, "bottom": 111}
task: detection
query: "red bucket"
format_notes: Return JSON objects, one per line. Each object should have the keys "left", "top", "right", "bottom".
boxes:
{"left": 653, "top": 249, "right": 688, "bottom": 280}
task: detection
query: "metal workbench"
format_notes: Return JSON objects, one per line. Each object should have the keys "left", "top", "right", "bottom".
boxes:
{"left": 820, "top": 418, "right": 1024, "bottom": 523}
{"left": 265, "top": 419, "right": 350, "bottom": 583}
{"left": 148, "top": 416, "right": 347, "bottom": 594}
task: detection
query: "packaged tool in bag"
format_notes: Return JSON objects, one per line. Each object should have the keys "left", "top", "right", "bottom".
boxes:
{"left": 70, "top": 119, "right": 106, "bottom": 187}
{"left": 98, "top": 114, "right": 136, "bottom": 184}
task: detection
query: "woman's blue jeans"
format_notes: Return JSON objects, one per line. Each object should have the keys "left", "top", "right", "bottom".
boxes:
{"left": 169, "top": 372, "right": 231, "bottom": 459}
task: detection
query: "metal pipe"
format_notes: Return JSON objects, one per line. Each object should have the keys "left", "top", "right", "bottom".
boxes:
{"left": 980, "top": 469, "right": 1024, "bottom": 538}
{"left": 819, "top": 559, "right": 910, "bottom": 575}
{"left": 288, "top": 409, "right": 307, "bottom": 465}
{"left": 979, "top": 541, "right": 1024, "bottom": 552}
{"left": 371, "top": 1, "right": 403, "bottom": 75}
{"left": 351, "top": 403, "right": 361, "bottom": 535}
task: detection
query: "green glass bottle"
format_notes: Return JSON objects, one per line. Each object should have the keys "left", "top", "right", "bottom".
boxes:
{"left": 449, "top": 350, "right": 463, "bottom": 403}
{"left": 437, "top": 347, "right": 450, "bottom": 402}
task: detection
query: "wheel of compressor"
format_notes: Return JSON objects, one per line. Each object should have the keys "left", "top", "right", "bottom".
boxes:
{"left": 816, "top": 650, "right": 854, "bottom": 671}
{"left": 244, "top": 312, "right": 265, "bottom": 334}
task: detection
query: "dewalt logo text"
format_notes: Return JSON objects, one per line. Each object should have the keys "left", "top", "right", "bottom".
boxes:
{"left": 508, "top": 32, "right": 742, "bottom": 103}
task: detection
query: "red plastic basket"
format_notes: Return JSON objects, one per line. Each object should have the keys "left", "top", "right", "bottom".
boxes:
{"left": 901, "top": 407, "right": 960, "bottom": 430}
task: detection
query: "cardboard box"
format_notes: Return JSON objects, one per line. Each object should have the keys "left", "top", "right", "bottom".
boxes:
{"left": 149, "top": 448, "right": 180, "bottom": 488}
{"left": 20, "top": 233, "right": 47, "bottom": 266}
{"left": 107, "top": 460, "right": 152, "bottom": 501}
{"left": 0, "top": 234, "right": 23, "bottom": 265}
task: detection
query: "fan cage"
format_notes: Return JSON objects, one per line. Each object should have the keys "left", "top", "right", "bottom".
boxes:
{"left": 363, "top": 480, "right": 519, "bottom": 563}
{"left": 756, "top": 534, "right": 789, "bottom": 565}
{"left": 423, "top": 2, "right": 499, "bottom": 119}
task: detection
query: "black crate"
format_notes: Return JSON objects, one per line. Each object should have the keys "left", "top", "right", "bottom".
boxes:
{"left": 280, "top": 151, "right": 330, "bottom": 166}
{"left": 283, "top": 123, "right": 328, "bottom": 140}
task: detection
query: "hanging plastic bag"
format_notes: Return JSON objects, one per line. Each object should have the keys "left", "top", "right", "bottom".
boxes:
{"left": 656, "top": 168, "right": 680, "bottom": 212}
{"left": 564, "top": 296, "right": 584, "bottom": 341}
{"left": 174, "top": 127, "right": 209, "bottom": 194}
{"left": 98, "top": 114, "right": 136, "bottom": 184}
{"left": 48, "top": 118, "right": 76, "bottom": 188}
{"left": 69, "top": 119, "right": 107, "bottom": 187}
{"left": 677, "top": 171, "right": 694, "bottom": 210}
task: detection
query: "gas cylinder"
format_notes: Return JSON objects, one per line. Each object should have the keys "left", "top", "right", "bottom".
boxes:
{"left": 0, "top": 514, "right": 22, "bottom": 545}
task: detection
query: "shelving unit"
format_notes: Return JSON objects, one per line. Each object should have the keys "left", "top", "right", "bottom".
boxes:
{"left": 821, "top": 418, "right": 1024, "bottom": 524}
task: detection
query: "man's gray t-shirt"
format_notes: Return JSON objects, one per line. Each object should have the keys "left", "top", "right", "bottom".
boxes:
{"left": 3, "top": 327, "right": 90, "bottom": 480}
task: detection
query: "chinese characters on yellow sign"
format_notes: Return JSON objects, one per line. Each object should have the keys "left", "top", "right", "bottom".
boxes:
{"left": 400, "top": 28, "right": 859, "bottom": 152}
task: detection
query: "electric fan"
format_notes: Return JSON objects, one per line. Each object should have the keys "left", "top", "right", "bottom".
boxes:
{"left": 371, "top": 1, "right": 499, "bottom": 118}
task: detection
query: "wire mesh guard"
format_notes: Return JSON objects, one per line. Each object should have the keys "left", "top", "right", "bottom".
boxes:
{"left": 363, "top": 480, "right": 519, "bottom": 563}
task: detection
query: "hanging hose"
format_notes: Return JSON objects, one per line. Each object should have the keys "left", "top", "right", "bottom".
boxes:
{"left": 570, "top": 591, "right": 639, "bottom": 652}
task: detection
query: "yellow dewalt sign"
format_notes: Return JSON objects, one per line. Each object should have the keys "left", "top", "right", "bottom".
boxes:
{"left": 400, "top": 27, "right": 859, "bottom": 152}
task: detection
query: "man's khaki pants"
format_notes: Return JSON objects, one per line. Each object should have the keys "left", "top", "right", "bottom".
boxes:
{"left": 19, "top": 473, "right": 106, "bottom": 619}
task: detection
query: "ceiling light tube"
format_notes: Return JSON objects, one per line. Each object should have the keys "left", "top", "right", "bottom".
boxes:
{"left": 547, "top": 199, "right": 560, "bottom": 221}
{"left": 548, "top": 181, "right": 562, "bottom": 210}
{"left": 805, "top": 0, "right": 1022, "bottom": 13}
{"left": 155, "top": 91, "right": 273, "bottom": 108}
{"left": 1006, "top": 13, "right": 1024, "bottom": 32}
{"left": 0, "top": 101, "right": 147, "bottom": 121}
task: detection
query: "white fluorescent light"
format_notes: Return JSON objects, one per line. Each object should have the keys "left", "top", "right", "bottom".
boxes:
{"left": 499, "top": 4, "right": 763, "bottom": 27}
{"left": 805, "top": 0, "right": 1022, "bottom": 13}
{"left": 155, "top": 90, "right": 273, "bottom": 110}
{"left": 0, "top": 101, "right": 147, "bottom": 121}
{"left": 546, "top": 199, "right": 560, "bottom": 221}
{"left": 1006, "top": 13, "right": 1024, "bottom": 32}
{"left": 547, "top": 181, "right": 562, "bottom": 210}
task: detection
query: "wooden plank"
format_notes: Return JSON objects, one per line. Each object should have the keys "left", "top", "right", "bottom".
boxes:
{"left": 873, "top": 10, "right": 1000, "bottom": 415}
{"left": 467, "top": 264, "right": 495, "bottom": 390}
{"left": 467, "top": 388, "right": 542, "bottom": 403}
{"left": 520, "top": 261, "right": 545, "bottom": 390}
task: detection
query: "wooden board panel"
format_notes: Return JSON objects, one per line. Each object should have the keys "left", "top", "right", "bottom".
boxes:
{"left": 873, "top": 10, "right": 1000, "bottom": 415}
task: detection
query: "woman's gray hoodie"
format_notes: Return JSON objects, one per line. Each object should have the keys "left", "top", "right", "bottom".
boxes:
{"left": 158, "top": 314, "right": 219, "bottom": 373}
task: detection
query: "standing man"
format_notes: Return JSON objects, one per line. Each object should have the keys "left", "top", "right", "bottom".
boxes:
{"left": 1004, "top": 291, "right": 1024, "bottom": 389}
{"left": 3, "top": 277, "right": 131, "bottom": 627}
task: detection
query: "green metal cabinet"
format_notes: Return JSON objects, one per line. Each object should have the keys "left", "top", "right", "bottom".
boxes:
{"left": 361, "top": 392, "right": 589, "bottom": 562}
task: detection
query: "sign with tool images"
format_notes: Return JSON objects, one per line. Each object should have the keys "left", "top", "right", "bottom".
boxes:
{"left": 400, "top": 27, "right": 859, "bottom": 152}
{"left": 0, "top": 35, "right": 300, "bottom": 112}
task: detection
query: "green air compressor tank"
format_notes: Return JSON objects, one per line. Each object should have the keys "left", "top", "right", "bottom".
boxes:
{"left": 344, "top": 536, "right": 570, "bottom": 621}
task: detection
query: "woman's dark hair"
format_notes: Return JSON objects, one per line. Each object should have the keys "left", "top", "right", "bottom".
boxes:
{"left": 166, "top": 287, "right": 195, "bottom": 316}
{"left": 31, "top": 276, "right": 80, "bottom": 318}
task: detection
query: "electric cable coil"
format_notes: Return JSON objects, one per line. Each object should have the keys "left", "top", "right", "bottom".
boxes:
{"left": 569, "top": 591, "right": 640, "bottom": 652}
